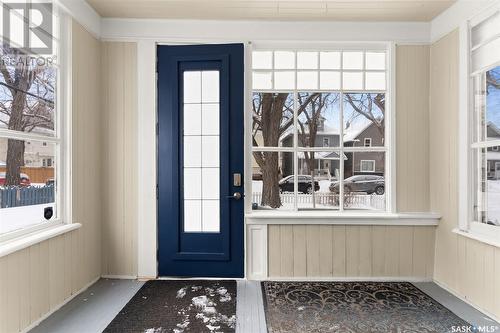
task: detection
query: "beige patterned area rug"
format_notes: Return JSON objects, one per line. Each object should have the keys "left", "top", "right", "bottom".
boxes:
{"left": 261, "top": 281, "right": 470, "bottom": 333}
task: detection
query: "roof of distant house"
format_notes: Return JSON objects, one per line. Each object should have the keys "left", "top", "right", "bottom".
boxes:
{"left": 487, "top": 121, "right": 500, "bottom": 138}
{"left": 297, "top": 151, "right": 347, "bottom": 160}
{"left": 343, "top": 121, "right": 374, "bottom": 142}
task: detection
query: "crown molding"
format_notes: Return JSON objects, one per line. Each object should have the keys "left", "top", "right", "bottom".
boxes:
{"left": 55, "top": 0, "right": 101, "bottom": 38}
{"left": 100, "top": 18, "right": 430, "bottom": 43}
{"left": 430, "top": 0, "right": 499, "bottom": 44}
{"left": 53, "top": 1, "right": 500, "bottom": 47}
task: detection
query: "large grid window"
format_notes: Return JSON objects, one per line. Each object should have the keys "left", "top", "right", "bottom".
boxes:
{"left": 0, "top": 6, "right": 64, "bottom": 239}
{"left": 251, "top": 49, "right": 388, "bottom": 212}
{"left": 470, "top": 10, "right": 500, "bottom": 232}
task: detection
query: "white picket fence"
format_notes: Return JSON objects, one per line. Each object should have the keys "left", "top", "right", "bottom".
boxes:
{"left": 252, "top": 192, "right": 385, "bottom": 210}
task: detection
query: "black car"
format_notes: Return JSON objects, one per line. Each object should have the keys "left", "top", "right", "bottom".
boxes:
{"left": 279, "top": 175, "right": 320, "bottom": 194}
{"left": 329, "top": 175, "right": 385, "bottom": 195}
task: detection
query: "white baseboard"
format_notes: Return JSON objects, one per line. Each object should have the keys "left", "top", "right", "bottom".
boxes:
{"left": 137, "top": 276, "right": 157, "bottom": 281}
{"left": 101, "top": 274, "right": 138, "bottom": 280}
{"left": 433, "top": 279, "right": 500, "bottom": 324}
{"left": 20, "top": 275, "right": 101, "bottom": 333}
{"left": 157, "top": 276, "right": 245, "bottom": 281}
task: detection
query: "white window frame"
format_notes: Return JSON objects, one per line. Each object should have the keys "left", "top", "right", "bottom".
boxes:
{"left": 360, "top": 159, "right": 376, "bottom": 172}
{"left": 248, "top": 42, "right": 396, "bottom": 214}
{"left": 0, "top": 11, "right": 72, "bottom": 243}
{"left": 458, "top": 2, "right": 500, "bottom": 245}
{"left": 364, "top": 137, "right": 372, "bottom": 147}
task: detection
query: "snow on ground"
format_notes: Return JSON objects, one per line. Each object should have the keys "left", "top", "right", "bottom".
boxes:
{"left": 216, "top": 286, "right": 231, "bottom": 302}
{"left": 0, "top": 203, "right": 55, "bottom": 234}
{"left": 252, "top": 180, "right": 385, "bottom": 210}
{"left": 173, "top": 285, "right": 236, "bottom": 333}
{"left": 143, "top": 329, "right": 164, "bottom": 333}
{"left": 176, "top": 287, "right": 187, "bottom": 299}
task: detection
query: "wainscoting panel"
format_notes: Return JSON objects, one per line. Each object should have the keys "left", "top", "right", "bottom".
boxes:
{"left": 268, "top": 225, "right": 435, "bottom": 279}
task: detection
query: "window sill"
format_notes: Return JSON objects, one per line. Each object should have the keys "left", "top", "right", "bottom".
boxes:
{"left": 453, "top": 228, "right": 500, "bottom": 248}
{"left": 0, "top": 223, "right": 81, "bottom": 258}
{"left": 245, "top": 212, "right": 441, "bottom": 225}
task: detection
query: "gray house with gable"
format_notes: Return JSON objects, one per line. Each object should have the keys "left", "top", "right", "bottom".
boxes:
{"left": 279, "top": 117, "right": 385, "bottom": 179}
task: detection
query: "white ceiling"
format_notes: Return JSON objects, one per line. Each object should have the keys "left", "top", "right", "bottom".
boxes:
{"left": 86, "top": 0, "right": 456, "bottom": 22}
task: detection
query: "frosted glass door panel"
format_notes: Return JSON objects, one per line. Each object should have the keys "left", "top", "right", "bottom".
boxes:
{"left": 183, "top": 70, "right": 220, "bottom": 233}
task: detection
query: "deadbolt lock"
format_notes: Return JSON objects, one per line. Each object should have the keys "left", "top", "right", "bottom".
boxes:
{"left": 233, "top": 173, "right": 242, "bottom": 187}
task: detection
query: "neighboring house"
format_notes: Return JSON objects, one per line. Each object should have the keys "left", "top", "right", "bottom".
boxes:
{"left": 486, "top": 122, "right": 500, "bottom": 180}
{"left": 344, "top": 120, "right": 385, "bottom": 178}
{"left": 0, "top": 127, "right": 55, "bottom": 168}
{"left": 252, "top": 116, "right": 386, "bottom": 180}
{"left": 252, "top": 131, "right": 264, "bottom": 177}
{"left": 281, "top": 116, "right": 342, "bottom": 178}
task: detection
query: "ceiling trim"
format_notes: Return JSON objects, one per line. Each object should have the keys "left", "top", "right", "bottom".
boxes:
{"left": 54, "top": 0, "right": 500, "bottom": 45}
{"left": 429, "top": 0, "right": 499, "bottom": 44}
{"left": 100, "top": 18, "right": 431, "bottom": 43}
{"left": 56, "top": 0, "right": 101, "bottom": 38}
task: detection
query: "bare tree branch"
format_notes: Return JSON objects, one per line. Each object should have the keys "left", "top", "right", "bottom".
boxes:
{"left": 0, "top": 81, "right": 54, "bottom": 107}
{"left": 488, "top": 71, "right": 500, "bottom": 90}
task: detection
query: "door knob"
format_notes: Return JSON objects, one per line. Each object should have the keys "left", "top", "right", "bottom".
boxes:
{"left": 227, "top": 192, "right": 242, "bottom": 200}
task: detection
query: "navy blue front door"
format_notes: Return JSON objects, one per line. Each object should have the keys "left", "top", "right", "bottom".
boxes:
{"left": 157, "top": 44, "right": 244, "bottom": 277}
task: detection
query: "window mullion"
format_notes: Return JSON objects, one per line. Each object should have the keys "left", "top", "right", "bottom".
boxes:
{"left": 339, "top": 89, "right": 344, "bottom": 212}
{"left": 293, "top": 91, "right": 298, "bottom": 211}
{"left": 0, "top": 130, "right": 60, "bottom": 143}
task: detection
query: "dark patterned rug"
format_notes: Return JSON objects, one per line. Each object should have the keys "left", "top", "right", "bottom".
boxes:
{"left": 104, "top": 280, "right": 236, "bottom": 333}
{"left": 261, "top": 281, "right": 470, "bottom": 333}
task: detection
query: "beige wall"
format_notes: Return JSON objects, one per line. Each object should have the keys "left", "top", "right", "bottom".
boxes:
{"left": 100, "top": 42, "right": 138, "bottom": 277}
{"left": 430, "top": 30, "right": 500, "bottom": 320}
{"left": 0, "top": 21, "right": 102, "bottom": 333}
{"left": 396, "top": 45, "right": 430, "bottom": 212}
{"left": 268, "top": 225, "right": 435, "bottom": 278}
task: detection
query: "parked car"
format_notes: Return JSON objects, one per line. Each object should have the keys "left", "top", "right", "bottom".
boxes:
{"left": 0, "top": 172, "right": 31, "bottom": 187}
{"left": 329, "top": 175, "right": 385, "bottom": 195}
{"left": 279, "top": 175, "right": 320, "bottom": 194}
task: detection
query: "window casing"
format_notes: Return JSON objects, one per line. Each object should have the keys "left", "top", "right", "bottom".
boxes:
{"left": 250, "top": 46, "right": 391, "bottom": 212}
{"left": 0, "top": 9, "right": 70, "bottom": 242}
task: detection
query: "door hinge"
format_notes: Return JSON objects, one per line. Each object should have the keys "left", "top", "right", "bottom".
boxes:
{"left": 156, "top": 122, "right": 159, "bottom": 136}
{"left": 156, "top": 184, "right": 159, "bottom": 199}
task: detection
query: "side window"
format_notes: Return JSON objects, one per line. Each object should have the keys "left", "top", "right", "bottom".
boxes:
{"left": 0, "top": 5, "right": 63, "bottom": 240}
{"left": 470, "top": 10, "right": 500, "bottom": 231}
